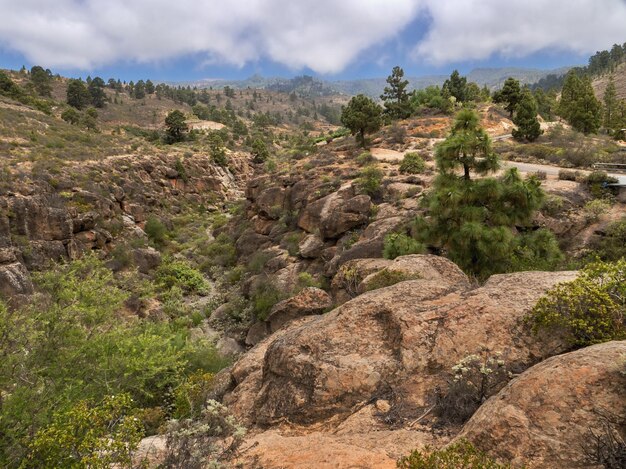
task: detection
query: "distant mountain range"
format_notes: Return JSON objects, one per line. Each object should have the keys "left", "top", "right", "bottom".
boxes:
{"left": 171, "top": 66, "right": 572, "bottom": 98}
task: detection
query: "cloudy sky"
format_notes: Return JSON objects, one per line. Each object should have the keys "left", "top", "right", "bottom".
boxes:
{"left": 0, "top": 0, "right": 625, "bottom": 81}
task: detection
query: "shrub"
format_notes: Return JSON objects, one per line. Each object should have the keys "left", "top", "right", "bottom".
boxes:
{"left": 356, "top": 151, "right": 375, "bottom": 166}
{"left": 399, "top": 152, "right": 426, "bottom": 174}
{"left": 558, "top": 169, "right": 580, "bottom": 181}
{"left": 541, "top": 194, "right": 565, "bottom": 217}
{"left": 509, "top": 228, "right": 564, "bottom": 272}
{"left": 364, "top": 269, "right": 421, "bottom": 292}
{"left": 200, "top": 233, "right": 237, "bottom": 269}
{"left": 172, "top": 371, "right": 215, "bottom": 419}
{"left": 584, "top": 199, "right": 612, "bottom": 222}
{"left": 356, "top": 165, "right": 384, "bottom": 197}
{"left": 156, "top": 259, "right": 209, "bottom": 295}
{"left": 251, "top": 281, "right": 284, "bottom": 320}
{"left": 383, "top": 233, "right": 424, "bottom": 259}
{"left": 25, "top": 394, "right": 144, "bottom": 469}
{"left": 162, "top": 400, "right": 246, "bottom": 469}
{"left": 145, "top": 216, "right": 168, "bottom": 246}
{"left": 584, "top": 171, "right": 619, "bottom": 199}
{"left": 296, "top": 272, "right": 321, "bottom": 290}
{"left": 526, "top": 259, "right": 626, "bottom": 347}
{"left": 435, "top": 354, "right": 510, "bottom": 424}
{"left": 397, "top": 439, "right": 511, "bottom": 469}
{"left": 594, "top": 217, "right": 626, "bottom": 261}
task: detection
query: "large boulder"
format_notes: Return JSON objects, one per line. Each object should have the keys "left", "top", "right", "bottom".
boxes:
{"left": 0, "top": 262, "right": 34, "bottom": 297}
{"left": 297, "top": 185, "right": 371, "bottom": 240}
{"left": 459, "top": 341, "right": 626, "bottom": 469}
{"left": 266, "top": 287, "right": 333, "bottom": 333}
{"left": 225, "top": 267, "right": 577, "bottom": 426}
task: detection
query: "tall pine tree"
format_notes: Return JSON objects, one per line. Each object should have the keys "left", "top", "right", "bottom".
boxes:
{"left": 512, "top": 88, "right": 542, "bottom": 142}
{"left": 380, "top": 66, "right": 411, "bottom": 119}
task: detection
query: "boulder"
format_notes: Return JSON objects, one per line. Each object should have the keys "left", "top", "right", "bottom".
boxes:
{"left": 225, "top": 266, "right": 577, "bottom": 426}
{"left": 297, "top": 186, "right": 371, "bottom": 240}
{"left": 266, "top": 287, "right": 333, "bottom": 333}
{"left": 459, "top": 341, "right": 626, "bottom": 469}
{"left": 0, "top": 262, "right": 34, "bottom": 297}
{"left": 299, "top": 234, "right": 325, "bottom": 259}
{"left": 256, "top": 187, "right": 287, "bottom": 220}
{"left": 133, "top": 247, "right": 162, "bottom": 274}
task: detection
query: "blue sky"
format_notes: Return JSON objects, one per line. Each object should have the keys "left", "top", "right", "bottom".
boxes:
{"left": 0, "top": 0, "right": 623, "bottom": 82}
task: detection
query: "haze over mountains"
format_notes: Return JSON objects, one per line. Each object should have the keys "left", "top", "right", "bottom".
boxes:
{"left": 172, "top": 66, "right": 573, "bottom": 97}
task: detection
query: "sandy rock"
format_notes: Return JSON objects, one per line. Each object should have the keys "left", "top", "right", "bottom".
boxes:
{"left": 266, "top": 287, "right": 333, "bottom": 333}
{"left": 0, "top": 262, "right": 34, "bottom": 297}
{"left": 217, "top": 337, "right": 245, "bottom": 358}
{"left": 299, "top": 234, "right": 325, "bottom": 259}
{"left": 256, "top": 186, "right": 287, "bottom": 219}
{"left": 459, "top": 341, "right": 626, "bottom": 469}
{"left": 226, "top": 267, "right": 577, "bottom": 426}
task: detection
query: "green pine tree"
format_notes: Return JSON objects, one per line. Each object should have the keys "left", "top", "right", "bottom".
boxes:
{"left": 603, "top": 77, "right": 618, "bottom": 131}
{"left": 512, "top": 88, "right": 543, "bottom": 142}
{"left": 380, "top": 66, "right": 411, "bottom": 119}
{"left": 340, "top": 94, "right": 383, "bottom": 147}
{"left": 493, "top": 77, "right": 521, "bottom": 117}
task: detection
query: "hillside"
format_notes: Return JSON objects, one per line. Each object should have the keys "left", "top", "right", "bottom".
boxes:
{"left": 593, "top": 61, "right": 626, "bottom": 101}
{"left": 1, "top": 65, "right": 625, "bottom": 469}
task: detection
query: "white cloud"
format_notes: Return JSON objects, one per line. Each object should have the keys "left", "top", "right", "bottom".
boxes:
{"left": 413, "top": 0, "right": 626, "bottom": 64}
{"left": 0, "top": 0, "right": 422, "bottom": 73}
{"left": 0, "top": 0, "right": 624, "bottom": 73}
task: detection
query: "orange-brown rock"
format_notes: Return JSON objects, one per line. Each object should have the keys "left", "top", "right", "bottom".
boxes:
{"left": 459, "top": 340, "right": 626, "bottom": 469}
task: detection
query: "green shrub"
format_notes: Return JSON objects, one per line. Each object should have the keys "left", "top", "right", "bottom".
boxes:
{"left": 200, "top": 233, "right": 237, "bottom": 269}
{"left": 509, "top": 229, "right": 564, "bottom": 272}
{"left": 584, "top": 171, "right": 618, "bottom": 199}
{"left": 145, "top": 216, "right": 168, "bottom": 246}
{"left": 541, "top": 194, "right": 565, "bottom": 217}
{"left": 399, "top": 151, "right": 426, "bottom": 174}
{"left": 247, "top": 251, "right": 273, "bottom": 274}
{"left": 397, "top": 439, "right": 510, "bottom": 469}
{"left": 356, "top": 165, "right": 384, "bottom": 197}
{"left": 594, "top": 217, "right": 626, "bottom": 261}
{"left": 172, "top": 371, "right": 215, "bottom": 419}
{"left": 364, "top": 269, "right": 421, "bottom": 292}
{"left": 156, "top": 259, "right": 209, "bottom": 295}
{"left": 296, "top": 272, "right": 322, "bottom": 290}
{"left": 25, "top": 394, "right": 144, "bottom": 469}
{"left": 251, "top": 281, "right": 284, "bottom": 320}
{"left": 583, "top": 199, "right": 611, "bottom": 222}
{"left": 526, "top": 259, "right": 626, "bottom": 347}
{"left": 356, "top": 151, "right": 374, "bottom": 166}
{"left": 383, "top": 233, "right": 425, "bottom": 259}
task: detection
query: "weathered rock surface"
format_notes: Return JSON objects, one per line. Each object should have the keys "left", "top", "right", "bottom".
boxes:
{"left": 266, "top": 287, "right": 333, "bottom": 333}
{"left": 297, "top": 185, "right": 371, "bottom": 240}
{"left": 225, "top": 267, "right": 577, "bottom": 426}
{"left": 459, "top": 340, "right": 626, "bottom": 469}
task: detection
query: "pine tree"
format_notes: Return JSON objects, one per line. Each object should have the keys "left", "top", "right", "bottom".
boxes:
{"left": 415, "top": 109, "right": 551, "bottom": 277}
{"left": 29, "top": 66, "right": 52, "bottom": 97}
{"left": 512, "top": 88, "right": 542, "bottom": 142}
{"left": 558, "top": 71, "right": 602, "bottom": 134}
{"left": 164, "top": 110, "right": 188, "bottom": 143}
{"left": 603, "top": 77, "right": 618, "bottom": 131}
{"left": 380, "top": 66, "right": 411, "bottom": 119}
{"left": 340, "top": 94, "right": 383, "bottom": 147}
{"left": 442, "top": 70, "right": 467, "bottom": 103}
{"left": 434, "top": 109, "right": 499, "bottom": 180}
{"left": 88, "top": 77, "right": 106, "bottom": 108}
{"left": 493, "top": 77, "right": 521, "bottom": 117}
{"left": 66, "top": 79, "right": 90, "bottom": 109}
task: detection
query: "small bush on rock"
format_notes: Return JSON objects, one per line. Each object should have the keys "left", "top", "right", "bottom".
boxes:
{"left": 365, "top": 269, "right": 421, "bottom": 292}
{"left": 383, "top": 233, "right": 425, "bottom": 259}
{"left": 435, "top": 353, "right": 510, "bottom": 425}
{"left": 356, "top": 165, "right": 384, "bottom": 197}
{"left": 397, "top": 439, "right": 511, "bottom": 469}
{"left": 400, "top": 152, "right": 426, "bottom": 174}
{"left": 527, "top": 259, "right": 626, "bottom": 347}
{"left": 145, "top": 216, "right": 168, "bottom": 246}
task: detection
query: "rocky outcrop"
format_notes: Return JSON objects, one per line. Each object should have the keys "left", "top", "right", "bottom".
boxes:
{"left": 224, "top": 266, "right": 577, "bottom": 426}
{"left": 459, "top": 341, "right": 626, "bottom": 469}
{"left": 297, "top": 185, "right": 371, "bottom": 240}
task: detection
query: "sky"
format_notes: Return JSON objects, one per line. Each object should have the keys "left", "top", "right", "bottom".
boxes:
{"left": 0, "top": 0, "right": 625, "bottom": 82}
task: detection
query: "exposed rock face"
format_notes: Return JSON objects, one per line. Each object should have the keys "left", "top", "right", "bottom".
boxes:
{"left": 0, "top": 261, "right": 34, "bottom": 297}
{"left": 266, "top": 287, "right": 332, "bottom": 333}
{"left": 297, "top": 185, "right": 371, "bottom": 240}
{"left": 459, "top": 340, "right": 626, "bottom": 469}
{"left": 224, "top": 267, "right": 577, "bottom": 426}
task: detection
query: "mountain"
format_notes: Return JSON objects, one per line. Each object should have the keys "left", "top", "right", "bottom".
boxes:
{"left": 175, "top": 66, "right": 572, "bottom": 98}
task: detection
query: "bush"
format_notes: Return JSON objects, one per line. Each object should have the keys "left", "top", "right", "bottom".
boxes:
{"left": 541, "top": 194, "right": 565, "bottom": 217}
{"left": 558, "top": 169, "right": 580, "bottom": 181}
{"left": 145, "top": 216, "right": 168, "bottom": 246}
{"left": 584, "top": 199, "right": 611, "bottom": 222}
{"left": 364, "top": 269, "right": 421, "bottom": 292}
{"left": 200, "top": 233, "right": 237, "bottom": 269}
{"left": 251, "top": 280, "right": 284, "bottom": 320}
{"left": 156, "top": 259, "right": 209, "bottom": 295}
{"left": 435, "top": 353, "right": 510, "bottom": 424}
{"left": 356, "top": 151, "right": 375, "bottom": 166}
{"left": 509, "top": 228, "right": 564, "bottom": 272}
{"left": 594, "top": 217, "right": 626, "bottom": 261}
{"left": 400, "top": 152, "right": 426, "bottom": 174}
{"left": 25, "top": 394, "right": 144, "bottom": 469}
{"left": 397, "top": 439, "right": 510, "bottom": 469}
{"left": 383, "top": 233, "right": 425, "bottom": 259}
{"left": 526, "top": 259, "right": 626, "bottom": 347}
{"left": 162, "top": 400, "right": 246, "bottom": 469}
{"left": 584, "top": 171, "right": 619, "bottom": 199}
{"left": 356, "top": 165, "right": 384, "bottom": 197}
{"left": 172, "top": 371, "right": 215, "bottom": 419}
